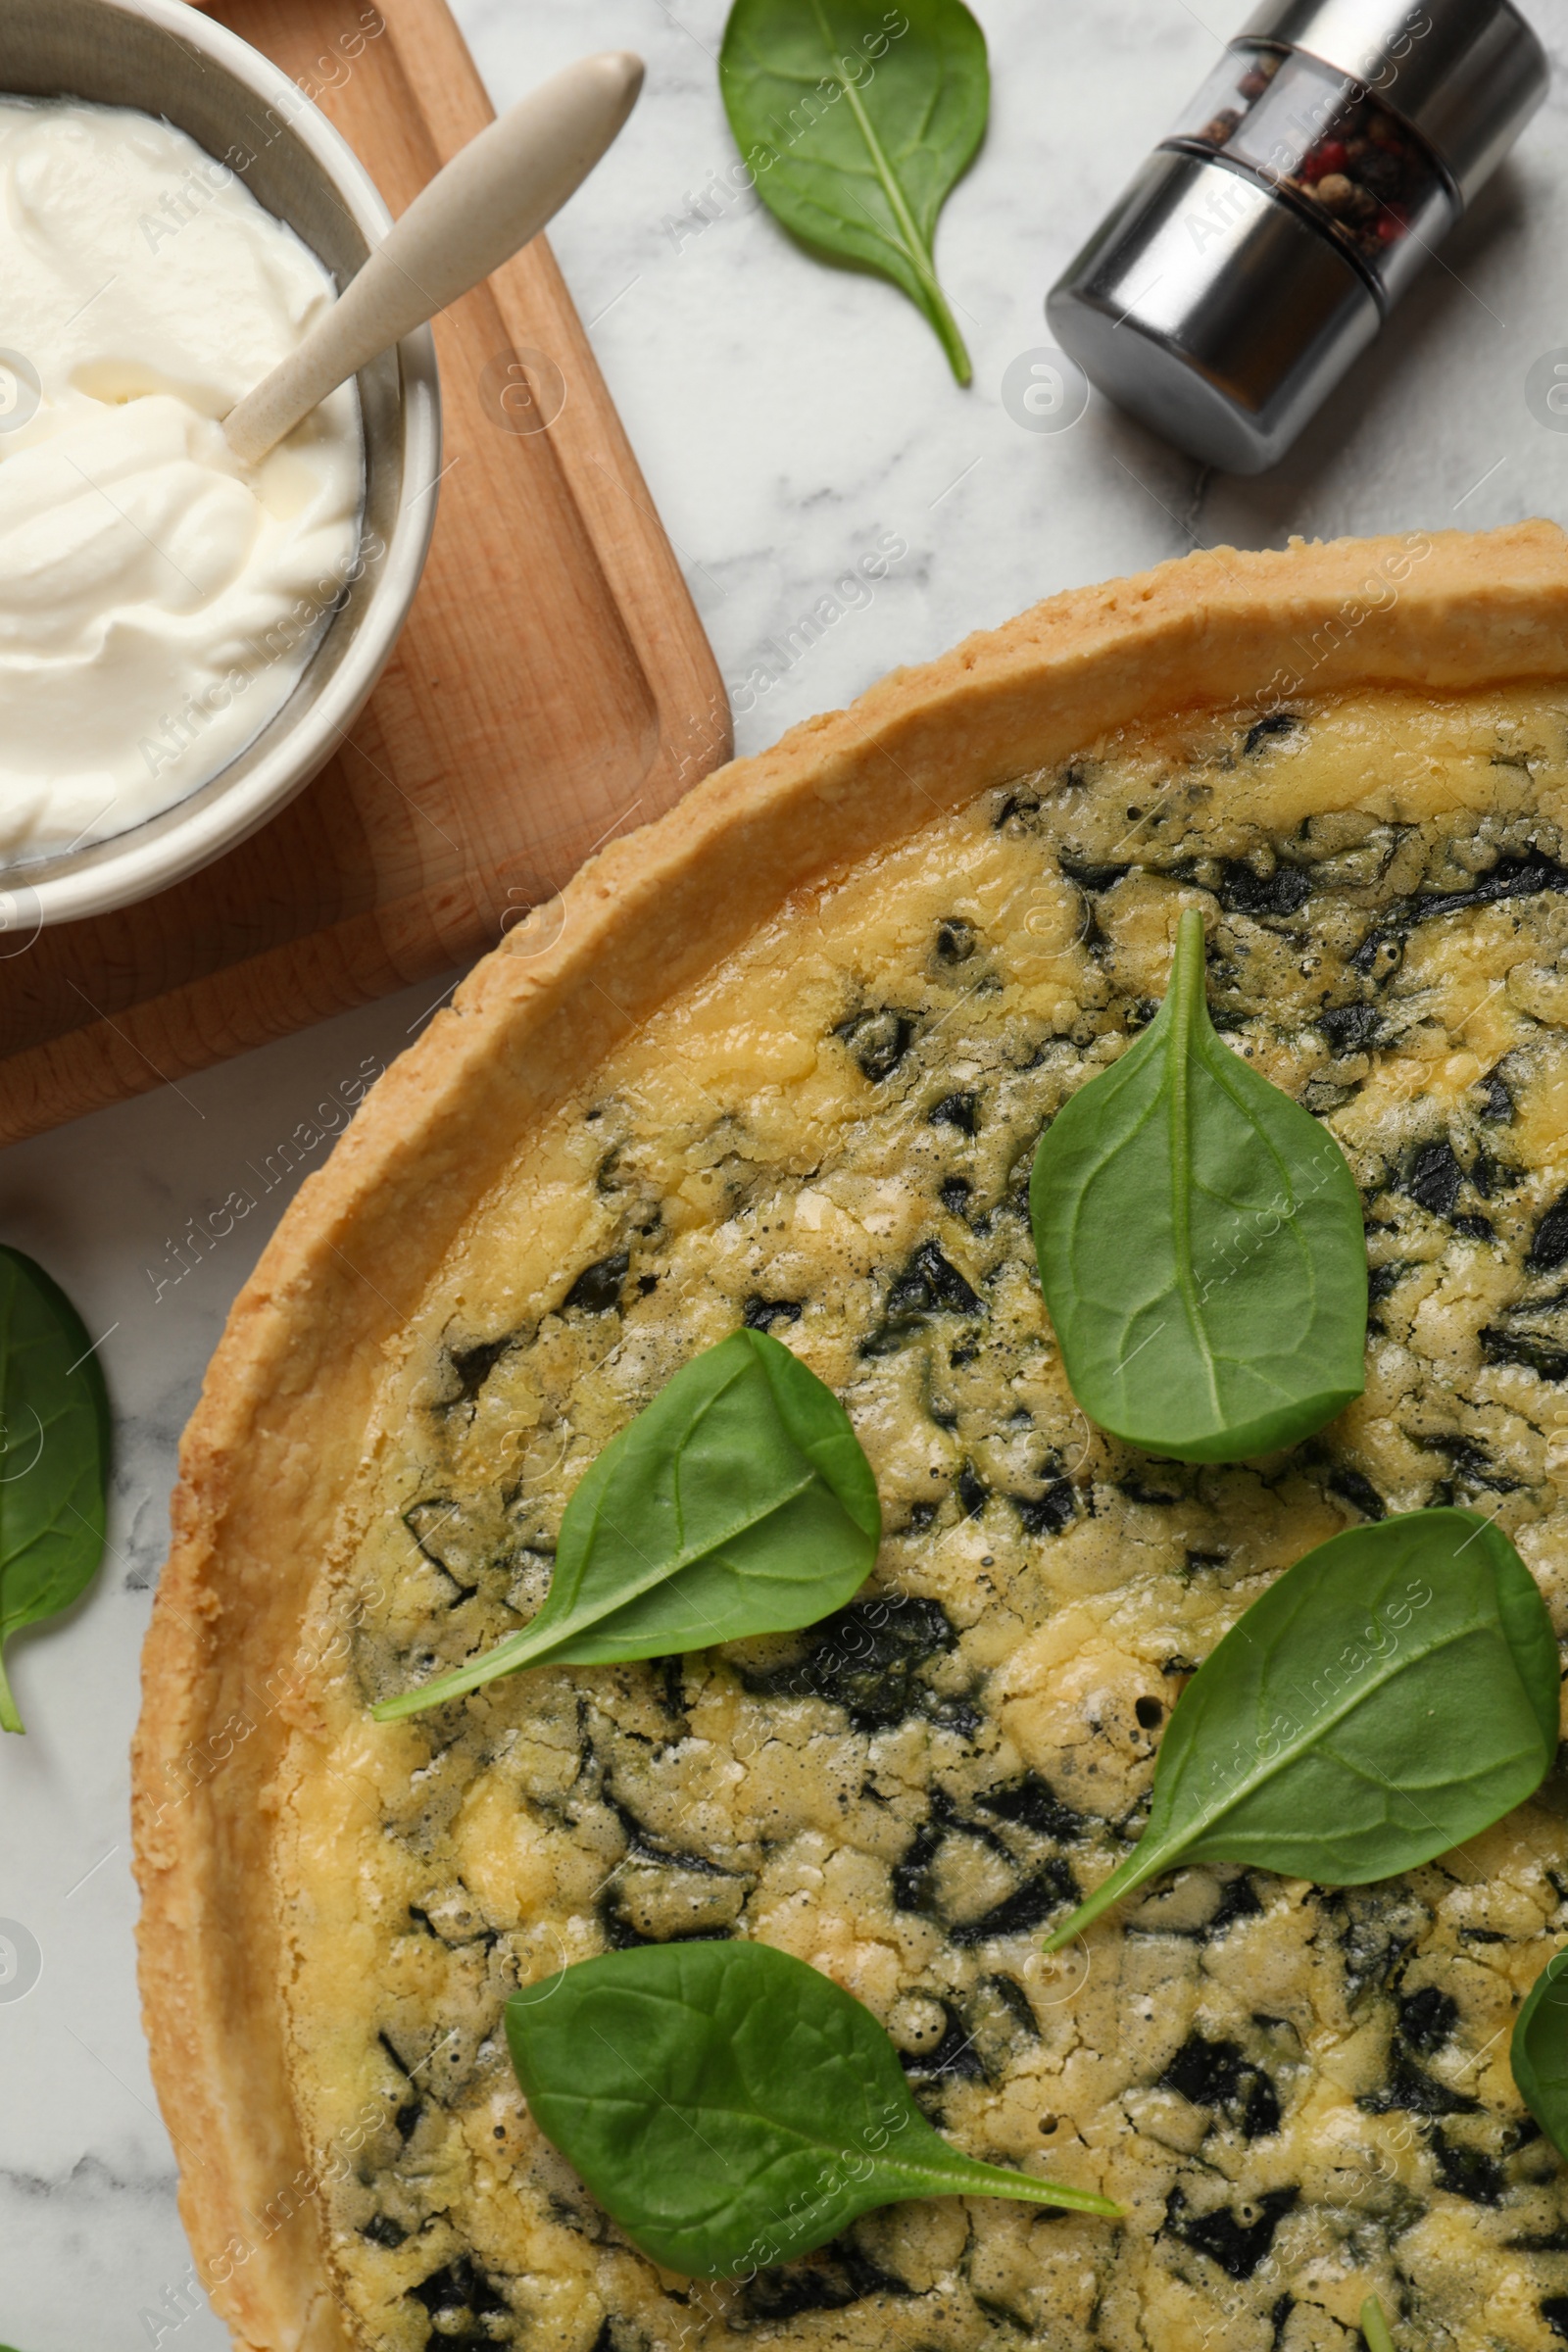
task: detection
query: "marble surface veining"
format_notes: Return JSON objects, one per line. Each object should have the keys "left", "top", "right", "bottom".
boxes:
{"left": 4, "top": 0, "right": 1568, "bottom": 2341}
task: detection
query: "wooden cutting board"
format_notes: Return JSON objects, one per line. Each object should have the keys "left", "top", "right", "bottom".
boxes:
{"left": 0, "top": 0, "right": 730, "bottom": 1148}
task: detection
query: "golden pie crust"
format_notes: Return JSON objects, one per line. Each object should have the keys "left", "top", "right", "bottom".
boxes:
{"left": 132, "top": 524, "right": 1568, "bottom": 2352}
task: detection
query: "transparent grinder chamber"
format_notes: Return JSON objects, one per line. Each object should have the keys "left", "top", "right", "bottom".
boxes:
{"left": 1047, "top": 0, "right": 1548, "bottom": 472}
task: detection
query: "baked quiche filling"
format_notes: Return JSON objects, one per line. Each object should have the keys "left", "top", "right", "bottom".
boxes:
{"left": 282, "top": 683, "right": 1568, "bottom": 2352}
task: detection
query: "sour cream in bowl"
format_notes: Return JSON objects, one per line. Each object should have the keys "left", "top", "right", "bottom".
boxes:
{"left": 0, "top": 0, "right": 440, "bottom": 928}
{"left": 0, "top": 100, "right": 366, "bottom": 861}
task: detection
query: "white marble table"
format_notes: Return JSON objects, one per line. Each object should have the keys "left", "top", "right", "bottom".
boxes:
{"left": 5, "top": 0, "right": 1568, "bottom": 2338}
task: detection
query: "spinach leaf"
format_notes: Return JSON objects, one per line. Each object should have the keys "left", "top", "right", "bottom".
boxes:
{"left": 507, "top": 1940, "right": 1118, "bottom": 2276}
{"left": 1360, "top": 2296, "right": 1395, "bottom": 2352}
{"left": 719, "top": 0, "right": 988, "bottom": 383}
{"left": 0, "top": 1247, "right": 111, "bottom": 1737}
{"left": 1511, "top": 1943, "right": 1568, "bottom": 2157}
{"left": 374, "top": 1329, "right": 880, "bottom": 1719}
{"left": 1041, "top": 1508, "right": 1557, "bottom": 1950}
{"left": 1030, "top": 906, "right": 1367, "bottom": 1461}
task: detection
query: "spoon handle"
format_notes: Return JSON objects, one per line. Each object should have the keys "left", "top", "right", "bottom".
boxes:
{"left": 224, "top": 49, "right": 643, "bottom": 466}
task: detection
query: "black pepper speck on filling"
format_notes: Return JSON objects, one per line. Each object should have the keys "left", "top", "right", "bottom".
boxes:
{"left": 934, "top": 917, "right": 977, "bottom": 964}
{"left": 1398, "top": 1986, "right": 1459, "bottom": 2053}
{"left": 889, "top": 1242, "right": 982, "bottom": 1317}
{"left": 1217, "top": 860, "right": 1312, "bottom": 919}
{"left": 441, "top": 1336, "right": 511, "bottom": 1406}
{"left": 1531, "top": 1192, "right": 1568, "bottom": 1273}
{"left": 1244, "top": 711, "right": 1301, "bottom": 756}
{"left": 561, "top": 1250, "right": 629, "bottom": 1313}
{"left": 1320, "top": 1004, "right": 1384, "bottom": 1056}
{"left": 927, "top": 1090, "right": 979, "bottom": 1136}
{"left": 1403, "top": 1141, "right": 1464, "bottom": 1218}
{"left": 742, "top": 1295, "right": 803, "bottom": 1331}
{"left": 836, "top": 1006, "right": 916, "bottom": 1083}
{"left": 1012, "top": 1478, "right": 1078, "bottom": 1535}
{"left": 1165, "top": 2185, "right": 1299, "bottom": 2278}
{"left": 738, "top": 1594, "right": 959, "bottom": 1731}
{"left": 1160, "top": 2034, "right": 1282, "bottom": 2138}
{"left": 1326, "top": 1466, "right": 1387, "bottom": 1522}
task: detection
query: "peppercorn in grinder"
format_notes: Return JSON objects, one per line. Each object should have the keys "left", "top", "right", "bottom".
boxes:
{"left": 1047, "top": 0, "right": 1549, "bottom": 473}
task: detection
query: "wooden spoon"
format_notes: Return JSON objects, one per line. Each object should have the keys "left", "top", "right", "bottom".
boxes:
{"left": 223, "top": 49, "right": 643, "bottom": 466}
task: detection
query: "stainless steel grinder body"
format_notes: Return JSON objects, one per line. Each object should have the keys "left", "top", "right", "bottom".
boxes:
{"left": 1047, "top": 0, "right": 1549, "bottom": 473}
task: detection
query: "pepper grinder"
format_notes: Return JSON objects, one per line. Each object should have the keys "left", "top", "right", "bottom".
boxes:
{"left": 1046, "top": 0, "right": 1549, "bottom": 474}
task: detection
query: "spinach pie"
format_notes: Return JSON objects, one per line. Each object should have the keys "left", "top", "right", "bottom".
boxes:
{"left": 136, "top": 523, "right": 1568, "bottom": 2352}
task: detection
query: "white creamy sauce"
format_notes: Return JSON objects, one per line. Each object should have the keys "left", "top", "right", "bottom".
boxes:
{"left": 0, "top": 97, "right": 365, "bottom": 861}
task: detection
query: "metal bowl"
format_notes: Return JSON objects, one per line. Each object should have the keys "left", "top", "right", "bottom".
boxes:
{"left": 0, "top": 0, "right": 442, "bottom": 927}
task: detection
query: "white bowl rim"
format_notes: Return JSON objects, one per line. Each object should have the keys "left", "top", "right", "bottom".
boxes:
{"left": 10, "top": 0, "right": 443, "bottom": 931}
